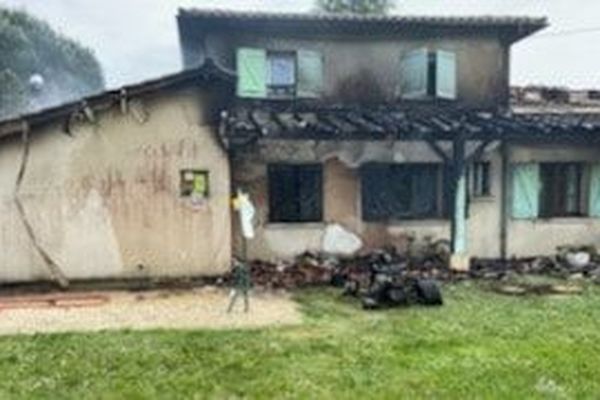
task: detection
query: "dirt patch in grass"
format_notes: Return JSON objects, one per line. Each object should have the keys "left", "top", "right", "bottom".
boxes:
{"left": 0, "top": 287, "right": 301, "bottom": 335}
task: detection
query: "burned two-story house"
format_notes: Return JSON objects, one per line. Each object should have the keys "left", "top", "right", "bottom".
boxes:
{"left": 179, "top": 9, "right": 600, "bottom": 269}
{"left": 1, "top": 9, "right": 600, "bottom": 286}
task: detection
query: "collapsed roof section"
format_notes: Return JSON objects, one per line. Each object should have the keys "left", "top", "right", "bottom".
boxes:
{"left": 0, "top": 59, "right": 235, "bottom": 139}
{"left": 221, "top": 103, "right": 600, "bottom": 148}
{"left": 178, "top": 8, "right": 547, "bottom": 44}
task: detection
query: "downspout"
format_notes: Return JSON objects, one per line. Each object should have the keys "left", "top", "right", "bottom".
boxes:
{"left": 14, "top": 121, "right": 69, "bottom": 289}
{"left": 500, "top": 141, "right": 509, "bottom": 259}
{"left": 450, "top": 134, "right": 468, "bottom": 270}
{"left": 219, "top": 111, "right": 241, "bottom": 262}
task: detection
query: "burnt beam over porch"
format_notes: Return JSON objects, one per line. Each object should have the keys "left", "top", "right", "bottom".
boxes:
{"left": 221, "top": 103, "right": 600, "bottom": 146}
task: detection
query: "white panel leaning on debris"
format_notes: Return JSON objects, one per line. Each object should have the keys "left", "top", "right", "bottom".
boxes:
{"left": 322, "top": 224, "right": 363, "bottom": 255}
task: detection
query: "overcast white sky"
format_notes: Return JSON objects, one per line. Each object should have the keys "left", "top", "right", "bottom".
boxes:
{"left": 2, "top": 0, "right": 600, "bottom": 89}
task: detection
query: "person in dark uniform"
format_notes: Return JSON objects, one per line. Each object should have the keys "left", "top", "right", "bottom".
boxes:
{"left": 227, "top": 259, "right": 252, "bottom": 313}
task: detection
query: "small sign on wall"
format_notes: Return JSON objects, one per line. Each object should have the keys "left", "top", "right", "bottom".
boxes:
{"left": 180, "top": 169, "right": 209, "bottom": 209}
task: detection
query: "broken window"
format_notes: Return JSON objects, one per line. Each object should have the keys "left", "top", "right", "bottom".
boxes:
{"left": 268, "top": 164, "right": 323, "bottom": 223}
{"left": 180, "top": 170, "right": 209, "bottom": 198}
{"left": 539, "top": 163, "right": 584, "bottom": 218}
{"left": 470, "top": 161, "right": 491, "bottom": 197}
{"left": 361, "top": 163, "right": 445, "bottom": 221}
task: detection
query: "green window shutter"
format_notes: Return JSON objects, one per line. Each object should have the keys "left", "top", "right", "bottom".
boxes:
{"left": 436, "top": 50, "right": 457, "bottom": 99}
{"left": 236, "top": 48, "right": 267, "bottom": 98}
{"left": 297, "top": 50, "right": 324, "bottom": 98}
{"left": 588, "top": 163, "right": 600, "bottom": 217}
{"left": 512, "top": 163, "right": 540, "bottom": 219}
{"left": 400, "top": 48, "right": 428, "bottom": 99}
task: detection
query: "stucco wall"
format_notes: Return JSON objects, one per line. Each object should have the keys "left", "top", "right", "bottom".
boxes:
{"left": 198, "top": 33, "right": 509, "bottom": 107}
{"left": 0, "top": 89, "right": 231, "bottom": 283}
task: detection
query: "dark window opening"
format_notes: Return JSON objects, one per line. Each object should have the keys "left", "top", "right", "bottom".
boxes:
{"left": 267, "top": 52, "right": 296, "bottom": 98}
{"left": 361, "top": 163, "right": 445, "bottom": 221}
{"left": 268, "top": 164, "right": 323, "bottom": 223}
{"left": 470, "top": 162, "right": 491, "bottom": 197}
{"left": 589, "top": 90, "right": 600, "bottom": 100}
{"left": 180, "top": 170, "right": 209, "bottom": 198}
{"left": 427, "top": 52, "right": 437, "bottom": 97}
{"left": 540, "top": 163, "right": 584, "bottom": 218}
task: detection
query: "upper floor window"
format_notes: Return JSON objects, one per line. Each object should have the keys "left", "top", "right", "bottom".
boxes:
{"left": 237, "top": 48, "right": 323, "bottom": 99}
{"left": 267, "top": 52, "right": 296, "bottom": 97}
{"left": 399, "top": 49, "right": 457, "bottom": 100}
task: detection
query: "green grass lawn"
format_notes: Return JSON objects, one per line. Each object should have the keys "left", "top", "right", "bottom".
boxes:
{"left": 1, "top": 281, "right": 600, "bottom": 399}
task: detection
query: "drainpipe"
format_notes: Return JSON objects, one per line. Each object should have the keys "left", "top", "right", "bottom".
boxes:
{"left": 220, "top": 111, "right": 244, "bottom": 264}
{"left": 14, "top": 120, "right": 69, "bottom": 289}
{"left": 450, "top": 134, "right": 468, "bottom": 271}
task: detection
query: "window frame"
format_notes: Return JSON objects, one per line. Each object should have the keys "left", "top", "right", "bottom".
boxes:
{"left": 400, "top": 48, "right": 457, "bottom": 100}
{"left": 539, "top": 162, "right": 586, "bottom": 218}
{"left": 470, "top": 161, "right": 492, "bottom": 198}
{"left": 267, "top": 163, "right": 323, "bottom": 224}
{"left": 266, "top": 51, "right": 297, "bottom": 98}
{"left": 360, "top": 163, "right": 447, "bottom": 222}
{"left": 179, "top": 169, "right": 210, "bottom": 198}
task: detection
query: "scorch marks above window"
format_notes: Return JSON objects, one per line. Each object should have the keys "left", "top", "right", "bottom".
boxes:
{"left": 236, "top": 46, "right": 457, "bottom": 101}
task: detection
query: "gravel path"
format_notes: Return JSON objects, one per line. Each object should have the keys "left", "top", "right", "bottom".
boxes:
{"left": 0, "top": 287, "right": 302, "bottom": 336}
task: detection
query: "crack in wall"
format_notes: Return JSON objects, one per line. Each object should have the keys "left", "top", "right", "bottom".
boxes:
{"left": 14, "top": 122, "right": 69, "bottom": 288}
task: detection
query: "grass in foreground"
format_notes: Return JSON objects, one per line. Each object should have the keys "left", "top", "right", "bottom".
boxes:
{"left": 1, "top": 281, "right": 600, "bottom": 399}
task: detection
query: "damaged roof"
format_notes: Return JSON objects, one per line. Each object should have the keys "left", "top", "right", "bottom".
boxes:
{"left": 178, "top": 9, "right": 547, "bottom": 43}
{"left": 0, "top": 59, "right": 235, "bottom": 139}
{"left": 221, "top": 103, "right": 600, "bottom": 147}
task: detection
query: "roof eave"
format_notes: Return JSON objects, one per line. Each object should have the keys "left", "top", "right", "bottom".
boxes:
{"left": 0, "top": 59, "right": 236, "bottom": 139}
{"left": 177, "top": 9, "right": 548, "bottom": 42}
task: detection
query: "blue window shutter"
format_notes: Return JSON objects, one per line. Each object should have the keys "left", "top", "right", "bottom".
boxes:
{"left": 436, "top": 50, "right": 457, "bottom": 99}
{"left": 589, "top": 163, "right": 600, "bottom": 217}
{"left": 400, "top": 49, "right": 428, "bottom": 99}
{"left": 297, "top": 50, "right": 324, "bottom": 98}
{"left": 236, "top": 48, "right": 267, "bottom": 98}
{"left": 512, "top": 163, "right": 540, "bottom": 219}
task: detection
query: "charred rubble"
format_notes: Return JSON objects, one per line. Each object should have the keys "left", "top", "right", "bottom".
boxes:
{"left": 224, "top": 245, "right": 600, "bottom": 292}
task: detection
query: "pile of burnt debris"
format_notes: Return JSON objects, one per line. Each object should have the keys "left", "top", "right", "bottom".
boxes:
{"left": 471, "top": 247, "right": 600, "bottom": 284}
{"left": 235, "top": 244, "right": 600, "bottom": 291}
{"left": 240, "top": 244, "right": 450, "bottom": 291}
{"left": 220, "top": 244, "right": 600, "bottom": 308}
{"left": 234, "top": 247, "right": 446, "bottom": 309}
